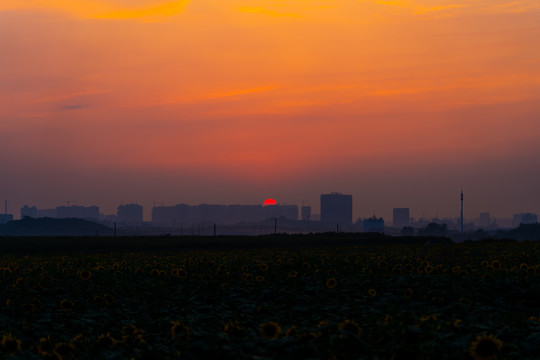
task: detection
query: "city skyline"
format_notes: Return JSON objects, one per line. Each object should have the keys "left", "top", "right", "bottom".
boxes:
{"left": 1, "top": 1, "right": 539, "bottom": 223}
{"left": 7, "top": 189, "right": 538, "bottom": 226}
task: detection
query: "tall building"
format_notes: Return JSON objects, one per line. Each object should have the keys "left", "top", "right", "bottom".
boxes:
{"left": 393, "top": 208, "right": 410, "bottom": 228}
{"left": 301, "top": 206, "right": 311, "bottom": 221}
{"left": 117, "top": 204, "right": 143, "bottom": 224}
{"left": 513, "top": 213, "right": 538, "bottom": 227}
{"left": 56, "top": 205, "right": 99, "bottom": 220}
{"left": 320, "top": 193, "right": 352, "bottom": 225}
{"left": 21, "top": 205, "right": 38, "bottom": 218}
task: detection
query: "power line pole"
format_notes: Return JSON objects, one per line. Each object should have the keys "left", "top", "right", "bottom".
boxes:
{"left": 460, "top": 187, "right": 464, "bottom": 233}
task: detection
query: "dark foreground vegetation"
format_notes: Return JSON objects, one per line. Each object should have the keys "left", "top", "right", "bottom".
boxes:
{"left": 1, "top": 236, "right": 540, "bottom": 359}
{"left": 0, "top": 233, "right": 451, "bottom": 254}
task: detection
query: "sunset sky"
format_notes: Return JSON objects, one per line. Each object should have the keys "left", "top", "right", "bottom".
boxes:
{"left": 1, "top": 0, "right": 539, "bottom": 221}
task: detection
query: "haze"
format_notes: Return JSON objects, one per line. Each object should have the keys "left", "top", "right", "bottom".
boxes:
{"left": 1, "top": 0, "right": 539, "bottom": 221}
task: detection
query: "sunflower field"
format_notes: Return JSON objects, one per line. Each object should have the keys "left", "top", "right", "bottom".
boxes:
{"left": 1, "top": 239, "right": 540, "bottom": 359}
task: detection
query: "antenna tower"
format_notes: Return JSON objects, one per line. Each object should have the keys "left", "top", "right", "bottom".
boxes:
{"left": 460, "top": 187, "right": 464, "bottom": 233}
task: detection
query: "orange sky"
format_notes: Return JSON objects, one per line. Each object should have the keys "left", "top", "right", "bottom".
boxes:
{"left": 1, "top": 0, "right": 539, "bottom": 220}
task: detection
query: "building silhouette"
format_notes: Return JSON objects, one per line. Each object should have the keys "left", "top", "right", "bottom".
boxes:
{"left": 301, "top": 206, "right": 311, "bottom": 221}
{"left": 393, "top": 208, "right": 410, "bottom": 228}
{"left": 479, "top": 212, "right": 491, "bottom": 228}
{"left": 151, "top": 203, "right": 298, "bottom": 226}
{"left": 56, "top": 205, "right": 99, "bottom": 220}
{"left": 363, "top": 216, "right": 385, "bottom": 232}
{"left": 512, "top": 213, "right": 538, "bottom": 227}
{"left": 21, "top": 205, "right": 38, "bottom": 218}
{"left": 117, "top": 204, "right": 143, "bottom": 224}
{"left": 320, "top": 193, "right": 352, "bottom": 225}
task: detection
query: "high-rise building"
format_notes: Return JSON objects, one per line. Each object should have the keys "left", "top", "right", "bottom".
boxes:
{"left": 513, "top": 213, "right": 538, "bottom": 227}
{"left": 393, "top": 208, "right": 410, "bottom": 228}
{"left": 301, "top": 206, "right": 311, "bottom": 221}
{"left": 320, "top": 193, "right": 352, "bottom": 225}
{"left": 21, "top": 205, "right": 38, "bottom": 218}
{"left": 117, "top": 204, "right": 143, "bottom": 224}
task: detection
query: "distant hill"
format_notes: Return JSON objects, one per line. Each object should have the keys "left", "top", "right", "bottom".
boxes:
{"left": 0, "top": 217, "right": 113, "bottom": 236}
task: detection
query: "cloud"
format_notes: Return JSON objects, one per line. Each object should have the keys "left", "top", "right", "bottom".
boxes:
{"left": 373, "top": 0, "right": 540, "bottom": 17}
{"left": 482, "top": 1, "right": 540, "bottom": 14}
{"left": 0, "top": 0, "right": 191, "bottom": 21}
{"left": 93, "top": 0, "right": 190, "bottom": 20}
{"left": 238, "top": 6, "right": 298, "bottom": 17}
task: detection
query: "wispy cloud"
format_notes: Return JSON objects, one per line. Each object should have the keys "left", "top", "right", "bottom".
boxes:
{"left": 0, "top": 0, "right": 190, "bottom": 21}
{"left": 93, "top": 0, "right": 190, "bottom": 20}
{"left": 373, "top": 0, "right": 540, "bottom": 17}
{"left": 238, "top": 6, "right": 298, "bottom": 17}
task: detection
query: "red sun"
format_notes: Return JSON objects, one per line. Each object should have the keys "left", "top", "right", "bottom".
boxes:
{"left": 263, "top": 198, "right": 277, "bottom": 206}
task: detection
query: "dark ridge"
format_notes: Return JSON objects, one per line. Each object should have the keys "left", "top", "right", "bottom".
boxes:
{"left": 0, "top": 217, "right": 113, "bottom": 237}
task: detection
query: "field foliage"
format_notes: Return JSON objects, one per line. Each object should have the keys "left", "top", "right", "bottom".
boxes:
{"left": 1, "top": 239, "right": 540, "bottom": 359}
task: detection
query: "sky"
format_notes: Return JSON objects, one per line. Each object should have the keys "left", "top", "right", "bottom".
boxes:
{"left": 1, "top": 0, "right": 539, "bottom": 222}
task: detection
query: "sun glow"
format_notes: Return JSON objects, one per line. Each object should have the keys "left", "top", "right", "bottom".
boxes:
{"left": 263, "top": 199, "right": 278, "bottom": 206}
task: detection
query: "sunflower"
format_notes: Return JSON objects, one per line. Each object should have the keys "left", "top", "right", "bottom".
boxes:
{"left": 259, "top": 263, "right": 269, "bottom": 272}
{"left": 424, "top": 265, "right": 434, "bottom": 274}
{"left": 96, "top": 333, "right": 117, "bottom": 347}
{"left": 224, "top": 320, "right": 244, "bottom": 337}
{"left": 103, "top": 294, "right": 115, "bottom": 305}
{"left": 72, "top": 334, "right": 86, "bottom": 342}
{"left": 285, "top": 325, "right": 297, "bottom": 337}
{"left": 60, "top": 299, "right": 74, "bottom": 312}
{"left": 520, "top": 263, "right": 528, "bottom": 271}
{"left": 37, "top": 335, "right": 53, "bottom": 355}
{"left": 326, "top": 278, "right": 337, "bottom": 289}
{"left": 259, "top": 321, "right": 282, "bottom": 340}
{"left": 121, "top": 324, "right": 145, "bottom": 344}
{"left": 53, "top": 342, "right": 76, "bottom": 360}
{"left": 79, "top": 270, "right": 92, "bottom": 281}
{"left": 1, "top": 333, "right": 22, "bottom": 355}
{"left": 176, "top": 268, "right": 187, "bottom": 279}
{"left": 368, "top": 289, "right": 377, "bottom": 297}
{"left": 469, "top": 334, "right": 502, "bottom": 360}
{"left": 288, "top": 271, "right": 298, "bottom": 278}
{"left": 452, "top": 265, "right": 462, "bottom": 273}
{"left": 338, "top": 320, "right": 363, "bottom": 337}
{"left": 255, "top": 275, "right": 265, "bottom": 282}
{"left": 404, "top": 288, "right": 413, "bottom": 300}
{"left": 490, "top": 260, "right": 501, "bottom": 270}
{"left": 170, "top": 321, "right": 191, "bottom": 340}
